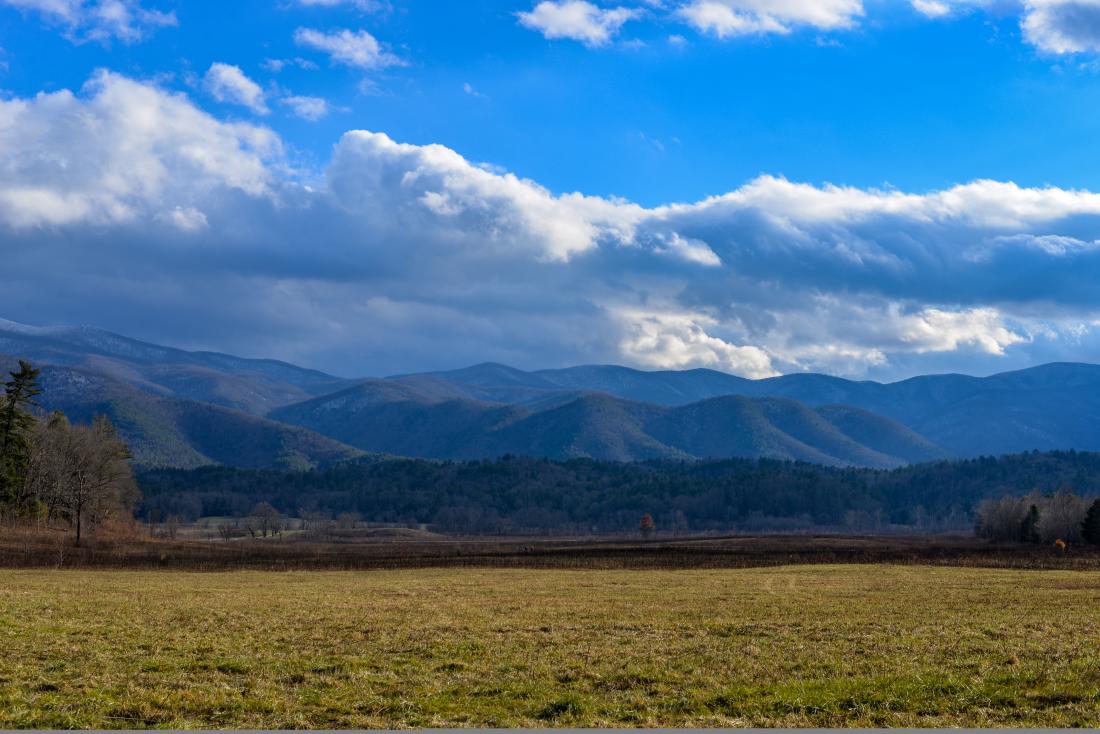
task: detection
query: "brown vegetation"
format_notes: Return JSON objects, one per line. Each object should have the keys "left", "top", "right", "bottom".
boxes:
{"left": 2, "top": 525, "right": 1099, "bottom": 571}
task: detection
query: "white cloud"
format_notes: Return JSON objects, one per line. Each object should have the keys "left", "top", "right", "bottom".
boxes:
{"left": 517, "top": 1, "right": 642, "bottom": 46}
{"left": 619, "top": 309, "right": 778, "bottom": 377}
{"left": 0, "top": 71, "right": 279, "bottom": 228}
{"left": 916, "top": 0, "right": 1100, "bottom": 56}
{"left": 203, "top": 63, "right": 269, "bottom": 115}
{"left": 910, "top": 0, "right": 998, "bottom": 18}
{"left": 293, "top": 27, "right": 403, "bottom": 68}
{"left": 463, "top": 82, "right": 487, "bottom": 99}
{"left": 0, "top": 0, "right": 175, "bottom": 43}
{"left": 1022, "top": 0, "right": 1100, "bottom": 54}
{"left": 262, "top": 57, "right": 320, "bottom": 73}
{"left": 899, "top": 307, "right": 1027, "bottom": 354}
{"left": 678, "top": 0, "right": 864, "bottom": 37}
{"left": 327, "top": 130, "right": 644, "bottom": 261}
{"left": 159, "top": 206, "right": 208, "bottom": 232}
{"left": 280, "top": 94, "right": 330, "bottom": 120}
{"left": 653, "top": 232, "right": 721, "bottom": 265}
{"left": 294, "top": 0, "right": 384, "bottom": 8}
{"left": 9, "top": 72, "right": 1100, "bottom": 378}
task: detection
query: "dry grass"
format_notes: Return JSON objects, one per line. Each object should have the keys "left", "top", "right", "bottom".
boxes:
{"left": 1, "top": 565, "right": 1100, "bottom": 727}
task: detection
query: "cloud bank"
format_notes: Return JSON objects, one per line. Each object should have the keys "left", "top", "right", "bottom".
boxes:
{"left": 5, "top": 72, "right": 1100, "bottom": 378}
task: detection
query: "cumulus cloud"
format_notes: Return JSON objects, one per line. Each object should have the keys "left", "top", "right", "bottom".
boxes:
{"left": 1022, "top": 0, "right": 1100, "bottom": 54}
{"left": 280, "top": 95, "right": 330, "bottom": 120}
{"left": 517, "top": 1, "right": 642, "bottom": 46}
{"left": 677, "top": 0, "right": 864, "bottom": 37}
{"left": 0, "top": 71, "right": 279, "bottom": 229}
{"left": 203, "top": 63, "right": 269, "bottom": 115}
{"left": 899, "top": 307, "right": 1027, "bottom": 354}
{"left": 327, "top": 130, "right": 645, "bottom": 261}
{"left": 0, "top": 0, "right": 175, "bottom": 43}
{"left": 916, "top": 0, "right": 1100, "bottom": 56}
{"left": 8, "top": 72, "right": 1100, "bottom": 378}
{"left": 293, "top": 27, "right": 403, "bottom": 68}
{"left": 619, "top": 309, "right": 778, "bottom": 377}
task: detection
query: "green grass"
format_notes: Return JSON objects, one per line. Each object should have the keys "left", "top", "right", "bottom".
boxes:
{"left": 1, "top": 565, "right": 1099, "bottom": 727}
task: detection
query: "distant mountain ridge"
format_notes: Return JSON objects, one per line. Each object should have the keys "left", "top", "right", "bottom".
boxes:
{"left": 271, "top": 380, "right": 945, "bottom": 467}
{"left": 4, "top": 317, "right": 1100, "bottom": 468}
{"left": 0, "top": 358, "right": 365, "bottom": 470}
{"left": 0, "top": 318, "right": 353, "bottom": 414}
{"left": 389, "top": 361, "right": 1100, "bottom": 456}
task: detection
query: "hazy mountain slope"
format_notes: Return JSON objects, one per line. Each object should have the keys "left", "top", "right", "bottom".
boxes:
{"left": 388, "top": 363, "right": 565, "bottom": 404}
{"left": 489, "top": 393, "right": 684, "bottom": 462}
{"left": 0, "top": 319, "right": 352, "bottom": 414}
{"left": 269, "top": 380, "right": 527, "bottom": 459}
{"left": 534, "top": 365, "right": 754, "bottom": 405}
{"left": 272, "top": 385, "right": 940, "bottom": 467}
{"left": 23, "top": 361, "right": 364, "bottom": 470}
{"left": 748, "top": 365, "right": 1100, "bottom": 455}
{"left": 644, "top": 396, "right": 839, "bottom": 465}
{"left": 814, "top": 404, "right": 949, "bottom": 464}
{"left": 390, "top": 363, "right": 756, "bottom": 406}
{"left": 396, "top": 361, "right": 1100, "bottom": 457}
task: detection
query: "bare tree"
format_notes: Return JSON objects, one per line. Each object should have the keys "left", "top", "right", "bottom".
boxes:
{"left": 217, "top": 518, "right": 240, "bottom": 542}
{"left": 974, "top": 495, "right": 1028, "bottom": 541}
{"left": 247, "top": 502, "right": 283, "bottom": 538}
{"left": 1037, "top": 490, "right": 1088, "bottom": 544}
{"left": 26, "top": 414, "right": 138, "bottom": 545}
{"left": 23, "top": 412, "right": 73, "bottom": 525}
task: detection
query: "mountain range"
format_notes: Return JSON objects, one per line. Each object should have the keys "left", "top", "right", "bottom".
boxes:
{"left": 2, "top": 317, "right": 1099, "bottom": 469}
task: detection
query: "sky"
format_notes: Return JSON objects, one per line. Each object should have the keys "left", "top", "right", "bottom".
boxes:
{"left": 5, "top": 0, "right": 1100, "bottom": 380}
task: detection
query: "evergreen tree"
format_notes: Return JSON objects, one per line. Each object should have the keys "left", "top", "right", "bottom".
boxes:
{"left": 1082, "top": 498, "right": 1100, "bottom": 546}
{"left": 1019, "top": 503, "right": 1041, "bottom": 543}
{"left": 0, "top": 361, "right": 42, "bottom": 513}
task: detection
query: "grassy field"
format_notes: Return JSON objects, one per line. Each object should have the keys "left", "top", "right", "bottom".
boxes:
{"left": 1, "top": 565, "right": 1099, "bottom": 728}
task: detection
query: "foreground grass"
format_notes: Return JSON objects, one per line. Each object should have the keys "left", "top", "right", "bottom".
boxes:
{"left": 1, "top": 565, "right": 1099, "bottom": 727}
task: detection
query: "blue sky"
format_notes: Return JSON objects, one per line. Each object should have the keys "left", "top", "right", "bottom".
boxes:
{"left": 7, "top": 0, "right": 1100, "bottom": 204}
{"left": 4, "top": 0, "right": 1100, "bottom": 380}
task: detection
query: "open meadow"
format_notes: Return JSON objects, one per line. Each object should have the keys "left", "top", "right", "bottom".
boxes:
{"left": 1, "top": 564, "right": 1099, "bottom": 728}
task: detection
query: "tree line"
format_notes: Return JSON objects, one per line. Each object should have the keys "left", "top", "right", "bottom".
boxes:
{"left": 0, "top": 361, "right": 138, "bottom": 543}
{"left": 138, "top": 450, "right": 1100, "bottom": 536}
{"left": 974, "top": 490, "right": 1100, "bottom": 546}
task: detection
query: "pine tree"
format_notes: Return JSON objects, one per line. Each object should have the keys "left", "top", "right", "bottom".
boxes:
{"left": 0, "top": 361, "right": 42, "bottom": 513}
{"left": 1019, "top": 503, "right": 1040, "bottom": 543}
{"left": 1082, "top": 498, "right": 1100, "bottom": 546}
